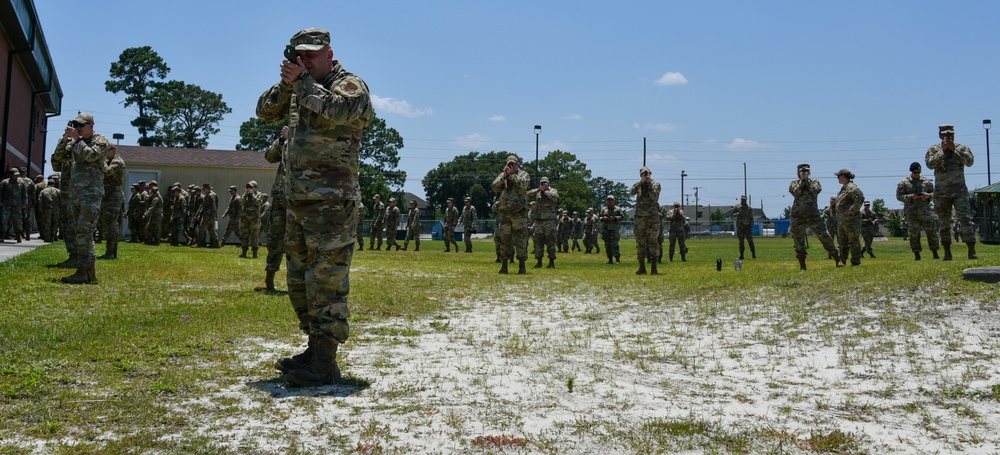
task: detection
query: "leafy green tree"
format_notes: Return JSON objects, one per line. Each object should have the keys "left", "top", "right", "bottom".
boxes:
{"left": 422, "top": 151, "right": 511, "bottom": 216}
{"left": 359, "top": 114, "right": 406, "bottom": 203}
{"left": 527, "top": 150, "right": 593, "bottom": 215}
{"left": 236, "top": 117, "right": 285, "bottom": 151}
{"left": 146, "top": 80, "right": 231, "bottom": 148}
{"left": 105, "top": 46, "right": 169, "bottom": 146}
{"left": 586, "top": 176, "right": 632, "bottom": 211}
{"left": 710, "top": 208, "right": 726, "bottom": 227}
{"left": 781, "top": 206, "right": 791, "bottom": 219}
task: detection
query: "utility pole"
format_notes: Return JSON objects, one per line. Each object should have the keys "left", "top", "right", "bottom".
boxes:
{"left": 693, "top": 187, "right": 701, "bottom": 230}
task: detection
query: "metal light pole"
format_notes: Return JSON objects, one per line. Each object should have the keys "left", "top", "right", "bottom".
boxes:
{"left": 534, "top": 125, "right": 541, "bottom": 187}
{"left": 680, "top": 170, "right": 687, "bottom": 207}
{"left": 984, "top": 119, "right": 992, "bottom": 185}
{"left": 112, "top": 133, "right": 124, "bottom": 145}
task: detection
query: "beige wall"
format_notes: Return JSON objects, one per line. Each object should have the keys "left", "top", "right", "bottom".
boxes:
{"left": 125, "top": 165, "right": 278, "bottom": 196}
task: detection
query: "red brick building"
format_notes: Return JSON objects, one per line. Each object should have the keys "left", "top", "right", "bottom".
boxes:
{"left": 0, "top": 0, "right": 62, "bottom": 179}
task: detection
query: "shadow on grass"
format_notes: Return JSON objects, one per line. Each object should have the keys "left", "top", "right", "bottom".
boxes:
{"left": 247, "top": 375, "right": 372, "bottom": 398}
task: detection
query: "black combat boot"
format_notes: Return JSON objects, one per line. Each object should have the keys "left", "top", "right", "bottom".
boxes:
{"left": 517, "top": 259, "right": 527, "bottom": 275}
{"left": 499, "top": 260, "right": 509, "bottom": 274}
{"left": 285, "top": 337, "right": 341, "bottom": 387}
{"left": 252, "top": 248, "right": 258, "bottom": 258}
{"left": 650, "top": 260, "right": 658, "bottom": 275}
{"left": 942, "top": 244, "right": 952, "bottom": 261}
{"left": 832, "top": 250, "right": 845, "bottom": 267}
{"left": 636, "top": 259, "right": 647, "bottom": 275}
{"left": 255, "top": 270, "right": 277, "bottom": 292}
{"left": 751, "top": 250, "right": 756, "bottom": 259}
{"left": 914, "top": 251, "right": 921, "bottom": 261}
{"left": 240, "top": 248, "right": 248, "bottom": 258}
{"left": 932, "top": 249, "right": 940, "bottom": 259}
{"left": 546, "top": 258, "right": 555, "bottom": 268}
{"left": 607, "top": 257, "right": 613, "bottom": 265}
{"left": 535, "top": 257, "right": 543, "bottom": 268}
{"left": 669, "top": 253, "right": 674, "bottom": 262}
{"left": 967, "top": 242, "right": 978, "bottom": 260}
{"left": 61, "top": 266, "right": 90, "bottom": 284}
{"left": 495, "top": 255, "right": 501, "bottom": 263}
{"left": 797, "top": 257, "right": 807, "bottom": 271}
{"left": 275, "top": 335, "right": 317, "bottom": 373}
{"left": 56, "top": 254, "right": 79, "bottom": 268}
{"left": 680, "top": 253, "right": 686, "bottom": 262}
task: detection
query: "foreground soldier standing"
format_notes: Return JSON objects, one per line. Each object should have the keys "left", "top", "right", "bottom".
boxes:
{"left": 599, "top": 195, "right": 623, "bottom": 264}
{"left": 258, "top": 27, "right": 374, "bottom": 386}
{"left": 789, "top": 164, "right": 843, "bottom": 270}
{"left": 441, "top": 197, "right": 459, "bottom": 252}
{"left": 860, "top": 201, "right": 878, "bottom": 258}
{"left": 239, "top": 181, "right": 262, "bottom": 258}
{"left": 834, "top": 169, "right": 865, "bottom": 266}
{"left": 402, "top": 200, "right": 420, "bottom": 251}
{"left": 221, "top": 185, "right": 242, "bottom": 246}
{"left": 925, "top": 124, "right": 977, "bottom": 260}
{"left": 730, "top": 195, "right": 756, "bottom": 260}
{"left": 897, "top": 162, "right": 940, "bottom": 260}
{"left": 56, "top": 113, "right": 108, "bottom": 284}
{"left": 491, "top": 155, "right": 529, "bottom": 274}
{"left": 461, "top": 196, "right": 476, "bottom": 253}
{"left": 369, "top": 194, "right": 385, "bottom": 250}
{"left": 384, "top": 197, "right": 401, "bottom": 251}
{"left": 527, "top": 177, "right": 559, "bottom": 268}
{"left": 630, "top": 166, "right": 661, "bottom": 274}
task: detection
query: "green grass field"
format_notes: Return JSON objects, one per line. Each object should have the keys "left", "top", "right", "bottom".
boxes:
{"left": 1, "top": 237, "right": 998, "bottom": 454}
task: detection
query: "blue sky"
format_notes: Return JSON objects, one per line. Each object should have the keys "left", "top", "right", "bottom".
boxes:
{"left": 36, "top": 1, "right": 1000, "bottom": 218}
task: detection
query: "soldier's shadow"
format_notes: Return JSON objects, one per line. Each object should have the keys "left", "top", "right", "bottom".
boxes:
{"left": 247, "top": 375, "right": 371, "bottom": 398}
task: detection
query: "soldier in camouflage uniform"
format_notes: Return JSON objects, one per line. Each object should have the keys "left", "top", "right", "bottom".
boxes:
{"left": 369, "top": 194, "right": 385, "bottom": 250}
{"left": 789, "top": 164, "right": 843, "bottom": 270}
{"left": 239, "top": 181, "right": 263, "bottom": 258}
{"left": 402, "top": 200, "right": 421, "bottom": 251}
{"left": 167, "top": 186, "right": 188, "bottom": 246}
{"left": 527, "top": 176, "right": 560, "bottom": 268}
{"left": 185, "top": 186, "right": 202, "bottom": 245}
{"left": 441, "top": 197, "right": 459, "bottom": 252}
{"left": 259, "top": 193, "right": 271, "bottom": 243}
{"left": 143, "top": 181, "right": 163, "bottom": 246}
{"left": 526, "top": 200, "right": 537, "bottom": 256}
{"left": 33, "top": 175, "right": 46, "bottom": 239}
{"left": 569, "top": 211, "right": 582, "bottom": 252}
{"left": 54, "top": 113, "right": 108, "bottom": 284}
{"left": 126, "top": 184, "right": 141, "bottom": 242}
{"left": 834, "top": 169, "right": 864, "bottom": 266}
{"left": 665, "top": 202, "right": 687, "bottom": 262}
{"left": 221, "top": 185, "right": 242, "bottom": 246}
{"left": 821, "top": 196, "right": 838, "bottom": 259}
{"left": 492, "top": 155, "right": 529, "bottom": 274}
{"left": 38, "top": 177, "right": 60, "bottom": 242}
{"left": 384, "top": 197, "right": 401, "bottom": 251}
{"left": 98, "top": 144, "right": 126, "bottom": 259}
{"left": 0, "top": 168, "right": 28, "bottom": 242}
{"left": 897, "top": 162, "right": 940, "bottom": 260}
{"left": 582, "top": 208, "right": 597, "bottom": 253}
{"left": 196, "top": 183, "right": 221, "bottom": 248}
{"left": 18, "top": 168, "right": 34, "bottom": 240}
{"left": 461, "top": 196, "right": 476, "bottom": 253}
{"left": 859, "top": 201, "right": 878, "bottom": 258}
{"left": 257, "top": 130, "right": 289, "bottom": 292}
{"left": 599, "top": 195, "right": 624, "bottom": 264}
{"left": 630, "top": 166, "right": 661, "bottom": 274}
{"left": 730, "top": 195, "right": 756, "bottom": 260}
{"left": 557, "top": 210, "right": 571, "bottom": 253}
{"left": 258, "top": 28, "right": 374, "bottom": 386}
{"left": 355, "top": 201, "right": 366, "bottom": 250}
{"left": 925, "top": 124, "right": 977, "bottom": 260}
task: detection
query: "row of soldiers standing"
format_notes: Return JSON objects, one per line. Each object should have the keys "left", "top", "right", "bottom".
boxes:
{"left": 0, "top": 167, "right": 46, "bottom": 243}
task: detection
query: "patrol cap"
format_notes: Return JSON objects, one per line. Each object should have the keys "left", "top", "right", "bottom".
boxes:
{"left": 173, "top": 181, "right": 181, "bottom": 188}
{"left": 35, "top": 175, "right": 43, "bottom": 182}
{"left": 8, "top": 168, "right": 18, "bottom": 175}
{"left": 192, "top": 186, "right": 201, "bottom": 192}
{"left": 741, "top": 195, "right": 747, "bottom": 201}
{"left": 797, "top": 164, "right": 810, "bottom": 173}
{"left": 939, "top": 124, "right": 955, "bottom": 134}
{"left": 864, "top": 201, "right": 870, "bottom": 205}
{"left": 607, "top": 194, "right": 615, "bottom": 200}
{"left": 247, "top": 180, "right": 258, "bottom": 188}
{"left": 261, "top": 193, "right": 269, "bottom": 198}
{"left": 229, "top": 185, "right": 238, "bottom": 191}
{"left": 373, "top": 194, "right": 381, "bottom": 199}
{"left": 447, "top": 197, "right": 454, "bottom": 203}
{"left": 388, "top": 197, "right": 396, "bottom": 203}
{"left": 910, "top": 161, "right": 921, "bottom": 172}
{"left": 138, "top": 180, "right": 146, "bottom": 185}
{"left": 171, "top": 186, "right": 181, "bottom": 193}
{"left": 290, "top": 28, "right": 330, "bottom": 51}
{"left": 464, "top": 196, "right": 472, "bottom": 202}
{"left": 834, "top": 168, "right": 855, "bottom": 179}
{"left": 19, "top": 167, "right": 27, "bottom": 174}
{"left": 530, "top": 200, "right": 537, "bottom": 205}
{"left": 202, "top": 183, "right": 212, "bottom": 188}
{"left": 639, "top": 166, "right": 651, "bottom": 175}
{"left": 540, "top": 176, "right": 550, "bottom": 184}
{"left": 187, "top": 184, "right": 196, "bottom": 190}
{"left": 131, "top": 183, "right": 139, "bottom": 188}
{"left": 506, "top": 155, "right": 518, "bottom": 164}
{"left": 573, "top": 211, "right": 578, "bottom": 215}
{"left": 72, "top": 112, "right": 94, "bottom": 124}
{"left": 409, "top": 200, "right": 416, "bottom": 205}
{"left": 586, "top": 208, "right": 593, "bottom": 213}
{"left": 149, "top": 181, "right": 158, "bottom": 187}
{"left": 673, "top": 201, "right": 680, "bottom": 206}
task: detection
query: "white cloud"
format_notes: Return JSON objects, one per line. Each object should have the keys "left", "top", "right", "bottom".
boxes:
{"left": 655, "top": 72, "right": 688, "bottom": 86}
{"left": 727, "top": 138, "right": 764, "bottom": 151}
{"left": 488, "top": 115, "right": 507, "bottom": 122}
{"left": 564, "top": 114, "right": 583, "bottom": 121}
{"left": 633, "top": 122, "right": 678, "bottom": 132}
{"left": 371, "top": 95, "right": 433, "bottom": 118}
{"left": 635, "top": 153, "right": 677, "bottom": 164}
{"left": 456, "top": 133, "right": 491, "bottom": 148}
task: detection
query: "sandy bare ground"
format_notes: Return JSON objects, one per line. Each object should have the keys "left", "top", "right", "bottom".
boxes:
{"left": 152, "top": 284, "right": 1000, "bottom": 454}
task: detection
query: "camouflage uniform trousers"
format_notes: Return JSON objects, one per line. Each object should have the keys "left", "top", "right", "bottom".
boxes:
{"left": 463, "top": 223, "right": 474, "bottom": 252}
{"left": 264, "top": 198, "right": 287, "bottom": 272}
{"left": 837, "top": 215, "right": 863, "bottom": 265}
{"left": 584, "top": 231, "right": 599, "bottom": 253}
{"left": 905, "top": 208, "right": 940, "bottom": 254}
{"left": 668, "top": 229, "right": 687, "bottom": 259}
{"left": 167, "top": 217, "right": 184, "bottom": 245}
{"left": 934, "top": 191, "right": 975, "bottom": 244}
{"left": 355, "top": 219, "right": 364, "bottom": 249}
{"left": 40, "top": 207, "right": 60, "bottom": 242}
{"left": 498, "top": 211, "right": 528, "bottom": 262}
{"left": 602, "top": 228, "right": 621, "bottom": 260}
{"left": 634, "top": 215, "right": 660, "bottom": 261}
{"left": 145, "top": 215, "right": 163, "bottom": 245}
{"left": 22, "top": 202, "right": 32, "bottom": 239}
{"left": 98, "top": 199, "right": 124, "bottom": 248}
{"left": 73, "top": 194, "right": 102, "bottom": 267}
{"left": 286, "top": 199, "right": 355, "bottom": 343}
{"left": 386, "top": 225, "right": 399, "bottom": 250}
{"left": 533, "top": 218, "right": 558, "bottom": 259}
{"left": 403, "top": 223, "right": 420, "bottom": 250}
{"left": 861, "top": 225, "right": 876, "bottom": 255}
{"left": 790, "top": 213, "right": 838, "bottom": 259}
{"left": 369, "top": 221, "right": 384, "bottom": 250}
{"left": 1, "top": 205, "right": 22, "bottom": 239}
{"left": 240, "top": 217, "right": 261, "bottom": 253}
{"left": 442, "top": 223, "right": 458, "bottom": 251}
{"left": 62, "top": 198, "right": 78, "bottom": 254}
{"left": 198, "top": 216, "right": 219, "bottom": 246}
{"left": 221, "top": 218, "right": 241, "bottom": 245}
{"left": 736, "top": 224, "right": 755, "bottom": 257}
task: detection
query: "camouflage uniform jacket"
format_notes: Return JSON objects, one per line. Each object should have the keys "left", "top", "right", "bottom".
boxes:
{"left": 835, "top": 182, "right": 864, "bottom": 218}
{"left": 144, "top": 189, "right": 163, "bottom": 220}
{"left": 442, "top": 205, "right": 459, "bottom": 228}
{"left": 460, "top": 205, "right": 477, "bottom": 228}
{"left": 171, "top": 194, "right": 188, "bottom": 221}
{"left": 103, "top": 155, "right": 127, "bottom": 205}
{"left": 665, "top": 208, "right": 686, "bottom": 233}
{"left": 224, "top": 194, "right": 243, "bottom": 219}
{"left": 925, "top": 142, "right": 974, "bottom": 196}
{"left": 371, "top": 201, "right": 386, "bottom": 225}
{"left": 256, "top": 61, "right": 374, "bottom": 202}
{"left": 558, "top": 216, "right": 571, "bottom": 237}
{"left": 599, "top": 205, "right": 624, "bottom": 233}
{"left": 491, "top": 170, "right": 530, "bottom": 215}
{"left": 18, "top": 176, "right": 34, "bottom": 209}
{"left": 33, "top": 181, "right": 47, "bottom": 208}
{"left": 583, "top": 214, "right": 596, "bottom": 235}
{"left": 200, "top": 191, "right": 219, "bottom": 218}
{"left": 39, "top": 186, "right": 60, "bottom": 210}
{"left": 526, "top": 187, "right": 559, "bottom": 220}
{"left": 789, "top": 178, "right": 823, "bottom": 214}
{"left": 731, "top": 203, "right": 754, "bottom": 228}
{"left": 239, "top": 192, "right": 262, "bottom": 223}
{"left": 896, "top": 175, "right": 935, "bottom": 215}
{"left": 385, "top": 205, "right": 401, "bottom": 229}
{"left": 407, "top": 207, "right": 420, "bottom": 230}
{"left": 860, "top": 208, "right": 878, "bottom": 231}
{"left": 188, "top": 193, "right": 203, "bottom": 221}
{"left": 50, "top": 137, "right": 74, "bottom": 192}
{"left": 0, "top": 177, "right": 28, "bottom": 206}
{"left": 127, "top": 191, "right": 142, "bottom": 219}
{"left": 56, "top": 133, "right": 109, "bottom": 199}
{"left": 630, "top": 180, "right": 661, "bottom": 218}
{"left": 571, "top": 217, "right": 583, "bottom": 238}
{"left": 264, "top": 137, "right": 287, "bottom": 204}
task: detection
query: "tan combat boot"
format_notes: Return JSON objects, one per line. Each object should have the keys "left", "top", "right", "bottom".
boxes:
{"left": 284, "top": 337, "right": 341, "bottom": 386}
{"left": 61, "top": 267, "right": 90, "bottom": 284}
{"left": 275, "top": 335, "right": 317, "bottom": 373}
{"left": 254, "top": 271, "right": 276, "bottom": 292}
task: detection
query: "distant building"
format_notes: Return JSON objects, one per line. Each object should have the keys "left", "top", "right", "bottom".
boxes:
{"left": 973, "top": 183, "right": 1000, "bottom": 244}
{"left": 115, "top": 145, "right": 279, "bottom": 194}
{"left": 1, "top": 0, "right": 63, "bottom": 178}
